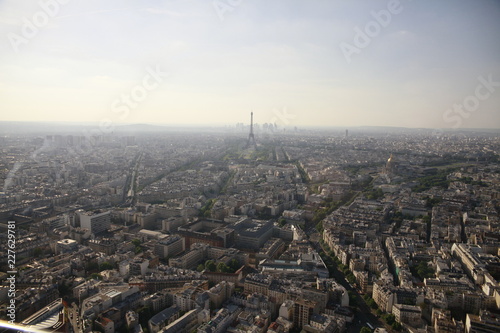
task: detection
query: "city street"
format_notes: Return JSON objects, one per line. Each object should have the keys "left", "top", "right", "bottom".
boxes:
{"left": 309, "top": 228, "right": 390, "bottom": 332}
{"left": 67, "top": 303, "right": 82, "bottom": 333}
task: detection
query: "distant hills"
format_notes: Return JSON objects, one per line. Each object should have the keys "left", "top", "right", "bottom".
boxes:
{"left": 0, "top": 121, "right": 498, "bottom": 135}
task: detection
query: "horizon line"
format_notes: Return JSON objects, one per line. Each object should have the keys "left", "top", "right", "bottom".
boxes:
{"left": 1, "top": 120, "right": 500, "bottom": 131}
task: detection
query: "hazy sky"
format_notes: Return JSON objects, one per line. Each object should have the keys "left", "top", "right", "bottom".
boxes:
{"left": 1, "top": 0, "right": 499, "bottom": 129}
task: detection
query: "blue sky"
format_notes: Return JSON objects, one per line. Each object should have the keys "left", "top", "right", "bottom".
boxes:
{"left": 1, "top": 0, "right": 499, "bottom": 129}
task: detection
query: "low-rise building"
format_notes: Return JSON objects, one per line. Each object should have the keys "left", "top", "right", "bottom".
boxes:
{"left": 154, "top": 235, "right": 185, "bottom": 259}
{"left": 392, "top": 304, "right": 422, "bottom": 328}
{"left": 148, "top": 306, "right": 179, "bottom": 333}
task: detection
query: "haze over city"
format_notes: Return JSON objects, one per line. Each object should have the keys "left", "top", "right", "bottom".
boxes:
{"left": 3, "top": 2, "right": 500, "bottom": 332}
{"left": 1, "top": 0, "right": 500, "bottom": 129}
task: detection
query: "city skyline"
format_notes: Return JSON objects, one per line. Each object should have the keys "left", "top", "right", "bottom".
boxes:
{"left": 1, "top": 0, "right": 500, "bottom": 129}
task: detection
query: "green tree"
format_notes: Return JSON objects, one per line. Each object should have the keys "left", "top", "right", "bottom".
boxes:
{"left": 228, "top": 259, "right": 240, "bottom": 272}
{"left": 200, "top": 199, "right": 216, "bottom": 217}
{"left": 346, "top": 272, "right": 356, "bottom": 284}
{"left": 368, "top": 298, "right": 378, "bottom": 309}
{"left": 197, "top": 264, "right": 205, "bottom": 272}
{"left": 366, "top": 188, "right": 384, "bottom": 200}
{"left": 205, "top": 260, "right": 216, "bottom": 272}
{"left": 316, "top": 221, "right": 324, "bottom": 233}
{"left": 411, "top": 260, "right": 435, "bottom": 280}
{"left": 383, "top": 314, "right": 395, "bottom": 325}
{"left": 99, "top": 262, "right": 114, "bottom": 271}
{"left": 217, "top": 262, "right": 231, "bottom": 273}
{"left": 425, "top": 197, "right": 442, "bottom": 208}
{"left": 392, "top": 322, "right": 402, "bottom": 331}
{"left": 348, "top": 290, "right": 358, "bottom": 307}
{"left": 131, "top": 239, "right": 141, "bottom": 247}
{"left": 360, "top": 327, "right": 371, "bottom": 333}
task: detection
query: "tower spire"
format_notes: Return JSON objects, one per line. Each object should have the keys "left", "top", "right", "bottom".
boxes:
{"left": 246, "top": 112, "right": 257, "bottom": 148}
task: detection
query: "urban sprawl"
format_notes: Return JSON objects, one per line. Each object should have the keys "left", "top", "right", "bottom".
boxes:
{"left": 1, "top": 126, "right": 500, "bottom": 333}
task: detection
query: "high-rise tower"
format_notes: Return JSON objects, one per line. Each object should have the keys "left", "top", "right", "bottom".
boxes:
{"left": 246, "top": 112, "right": 257, "bottom": 148}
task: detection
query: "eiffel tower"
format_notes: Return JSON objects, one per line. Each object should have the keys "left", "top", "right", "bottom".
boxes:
{"left": 246, "top": 112, "right": 257, "bottom": 149}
